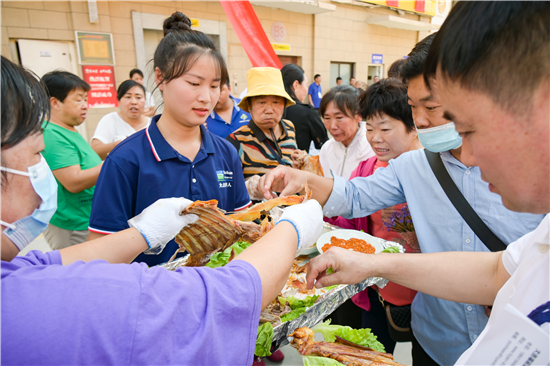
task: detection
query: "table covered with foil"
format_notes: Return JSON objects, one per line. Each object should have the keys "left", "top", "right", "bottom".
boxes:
{"left": 270, "top": 232, "right": 403, "bottom": 352}
{"left": 161, "top": 223, "right": 404, "bottom": 352}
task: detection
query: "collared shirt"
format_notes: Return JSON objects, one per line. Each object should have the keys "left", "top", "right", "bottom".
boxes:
{"left": 226, "top": 119, "right": 297, "bottom": 179}
{"left": 457, "top": 215, "right": 549, "bottom": 365}
{"left": 324, "top": 149, "right": 545, "bottom": 365}
{"left": 319, "top": 122, "right": 375, "bottom": 180}
{"left": 308, "top": 82, "right": 322, "bottom": 108}
{"left": 206, "top": 96, "right": 251, "bottom": 139}
{"left": 89, "top": 115, "right": 251, "bottom": 266}
{"left": 2, "top": 251, "right": 262, "bottom": 365}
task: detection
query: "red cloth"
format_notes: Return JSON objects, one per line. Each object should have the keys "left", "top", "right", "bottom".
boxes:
{"left": 220, "top": 1, "right": 282, "bottom": 69}
{"left": 325, "top": 156, "right": 419, "bottom": 310}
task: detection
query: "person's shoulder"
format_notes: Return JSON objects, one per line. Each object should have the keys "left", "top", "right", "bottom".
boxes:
{"left": 106, "top": 129, "right": 148, "bottom": 163}
{"left": 282, "top": 119, "right": 295, "bottom": 130}
{"left": 98, "top": 111, "right": 118, "bottom": 122}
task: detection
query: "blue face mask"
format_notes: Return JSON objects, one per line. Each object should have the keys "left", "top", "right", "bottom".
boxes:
{"left": 416, "top": 122, "right": 463, "bottom": 153}
{"left": 0, "top": 155, "right": 58, "bottom": 251}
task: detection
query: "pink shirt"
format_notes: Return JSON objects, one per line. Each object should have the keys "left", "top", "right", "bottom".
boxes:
{"left": 326, "top": 156, "right": 420, "bottom": 308}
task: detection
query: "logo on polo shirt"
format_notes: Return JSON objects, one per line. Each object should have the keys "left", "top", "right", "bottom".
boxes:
{"left": 239, "top": 114, "right": 249, "bottom": 123}
{"left": 217, "top": 170, "right": 233, "bottom": 188}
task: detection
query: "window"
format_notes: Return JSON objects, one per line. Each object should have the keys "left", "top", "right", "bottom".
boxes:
{"left": 330, "top": 62, "right": 355, "bottom": 89}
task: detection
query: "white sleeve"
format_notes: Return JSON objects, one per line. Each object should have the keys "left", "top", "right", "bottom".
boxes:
{"left": 502, "top": 229, "right": 535, "bottom": 276}
{"left": 319, "top": 143, "right": 332, "bottom": 178}
{"left": 146, "top": 92, "right": 155, "bottom": 108}
{"left": 91, "top": 113, "right": 117, "bottom": 144}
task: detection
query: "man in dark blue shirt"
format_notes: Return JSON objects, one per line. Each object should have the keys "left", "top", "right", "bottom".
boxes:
{"left": 205, "top": 77, "right": 251, "bottom": 138}
{"left": 88, "top": 116, "right": 251, "bottom": 266}
{"left": 308, "top": 74, "right": 322, "bottom": 109}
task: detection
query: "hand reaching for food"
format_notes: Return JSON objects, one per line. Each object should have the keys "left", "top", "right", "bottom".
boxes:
{"left": 128, "top": 197, "right": 199, "bottom": 255}
{"left": 277, "top": 199, "right": 323, "bottom": 253}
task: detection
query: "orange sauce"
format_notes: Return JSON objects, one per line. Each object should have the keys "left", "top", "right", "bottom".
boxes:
{"left": 322, "top": 236, "right": 376, "bottom": 254}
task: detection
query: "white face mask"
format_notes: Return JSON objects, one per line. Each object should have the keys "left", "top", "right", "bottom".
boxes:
{"left": 416, "top": 122, "right": 463, "bottom": 153}
{"left": 0, "top": 155, "right": 58, "bottom": 251}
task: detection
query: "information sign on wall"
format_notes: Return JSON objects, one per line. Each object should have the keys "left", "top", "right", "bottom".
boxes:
{"left": 81, "top": 65, "right": 118, "bottom": 108}
{"left": 271, "top": 22, "right": 286, "bottom": 42}
{"left": 272, "top": 43, "right": 290, "bottom": 51}
{"left": 372, "top": 54, "right": 383, "bottom": 64}
{"left": 75, "top": 31, "right": 115, "bottom": 65}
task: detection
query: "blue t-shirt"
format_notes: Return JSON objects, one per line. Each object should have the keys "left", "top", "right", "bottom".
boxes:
{"left": 206, "top": 96, "right": 251, "bottom": 138}
{"left": 308, "top": 82, "right": 322, "bottom": 108}
{"left": 89, "top": 115, "right": 251, "bottom": 266}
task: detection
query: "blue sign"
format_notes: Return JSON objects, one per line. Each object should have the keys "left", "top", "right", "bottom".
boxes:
{"left": 372, "top": 54, "right": 383, "bottom": 64}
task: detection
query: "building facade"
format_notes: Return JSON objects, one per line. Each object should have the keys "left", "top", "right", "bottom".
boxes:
{"left": 1, "top": 0, "right": 450, "bottom": 139}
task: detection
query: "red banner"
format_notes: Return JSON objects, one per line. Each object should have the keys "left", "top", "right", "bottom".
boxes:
{"left": 414, "top": 0, "right": 426, "bottom": 13}
{"left": 220, "top": 1, "right": 282, "bottom": 69}
{"left": 81, "top": 65, "right": 118, "bottom": 108}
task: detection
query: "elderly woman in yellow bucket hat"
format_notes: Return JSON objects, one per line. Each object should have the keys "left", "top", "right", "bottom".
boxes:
{"left": 227, "top": 67, "right": 297, "bottom": 200}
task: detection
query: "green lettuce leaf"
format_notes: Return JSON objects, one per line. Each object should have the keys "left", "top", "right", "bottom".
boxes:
{"left": 206, "top": 241, "right": 251, "bottom": 268}
{"left": 302, "top": 356, "right": 345, "bottom": 366}
{"left": 280, "top": 307, "right": 306, "bottom": 322}
{"left": 278, "top": 295, "right": 320, "bottom": 309}
{"left": 324, "top": 285, "right": 339, "bottom": 290}
{"left": 255, "top": 322, "right": 273, "bottom": 357}
{"left": 312, "top": 319, "right": 385, "bottom": 352}
{"left": 381, "top": 245, "right": 400, "bottom": 253}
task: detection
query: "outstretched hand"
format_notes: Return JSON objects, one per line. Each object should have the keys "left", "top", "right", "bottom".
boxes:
{"left": 259, "top": 165, "right": 309, "bottom": 200}
{"left": 305, "top": 247, "right": 375, "bottom": 289}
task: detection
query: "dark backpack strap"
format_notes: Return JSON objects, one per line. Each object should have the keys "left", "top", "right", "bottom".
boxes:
{"left": 424, "top": 150, "right": 507, "bottom": 252}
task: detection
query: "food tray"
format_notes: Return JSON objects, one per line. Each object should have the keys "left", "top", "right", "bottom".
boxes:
{"left": 270, "top": 237, "right": 403, "bottom": 352}
{"left": 161, "top": 223, "right": 404, "bottom": 353}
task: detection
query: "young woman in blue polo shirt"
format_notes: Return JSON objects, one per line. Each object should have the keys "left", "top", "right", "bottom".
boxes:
{"left": 88, "top": 12, "right": 252, "bottom": 266}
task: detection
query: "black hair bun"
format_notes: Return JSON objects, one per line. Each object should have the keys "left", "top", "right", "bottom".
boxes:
{"left": 163, "top": 11, "right": 192, "bottom": 36}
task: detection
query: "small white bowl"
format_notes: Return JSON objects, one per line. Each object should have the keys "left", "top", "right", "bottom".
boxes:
{"left": 316, "top": 229, "right": 384, "bottom": 254}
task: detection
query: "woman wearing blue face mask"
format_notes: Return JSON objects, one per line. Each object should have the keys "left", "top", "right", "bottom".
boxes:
{"left": 0, "top": 57, "right": 323, "bottom": 365}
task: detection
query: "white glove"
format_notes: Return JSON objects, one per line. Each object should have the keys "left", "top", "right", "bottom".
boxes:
{"left": 245, "top": 175, "right": 264, "bottom": 200}
{"left": 276, "top": 199, "right": 323, "bottom": 253}
{"left": 128, "top": 197, "right": 199, "bottom": 255}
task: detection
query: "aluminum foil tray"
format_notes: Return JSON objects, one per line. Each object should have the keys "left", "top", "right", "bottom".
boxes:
{"left": 270, "top": 237, "right": 403, "bottom": 352}
{"left": 161, "top": 223, "right": 404, "bottom": 352}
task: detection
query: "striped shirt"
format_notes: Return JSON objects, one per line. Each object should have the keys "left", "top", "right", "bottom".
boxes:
{"left": 227, "top": 119, "right": 297, "bottom": 179}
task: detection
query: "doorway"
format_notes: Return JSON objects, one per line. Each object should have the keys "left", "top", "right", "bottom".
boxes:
{"left": 278, "top": 55, "right": 301, "bottom": 67}
{"left": 367, "top": 65, "right": 384, "bottom": 85}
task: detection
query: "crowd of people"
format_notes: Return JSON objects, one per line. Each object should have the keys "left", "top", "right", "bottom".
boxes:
{"left": 1, "top": 2, "right": 548, "bottom": 366}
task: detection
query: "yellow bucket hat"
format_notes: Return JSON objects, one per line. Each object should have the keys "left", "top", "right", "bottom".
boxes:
{"left": 238, "top": 67, "right": 296, "bottom": 113}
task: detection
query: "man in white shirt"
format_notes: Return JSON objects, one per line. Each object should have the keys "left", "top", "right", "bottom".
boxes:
{"left": 263, "top": 2, "right": 549, "bottom": 365}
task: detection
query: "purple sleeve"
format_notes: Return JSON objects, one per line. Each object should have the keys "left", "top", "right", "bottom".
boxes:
{"left": 2, "top": 258, "right": 261, "bottom": 365}
{"left": 9, "top": 250, "right": 62, "bottom": 267}
{"left": 131, "top": 260, "right": 262, "bottom": 365}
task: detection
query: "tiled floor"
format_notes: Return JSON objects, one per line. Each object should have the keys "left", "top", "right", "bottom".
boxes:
{"left": 19, "top": 237, "right": 413, "bottom": 366}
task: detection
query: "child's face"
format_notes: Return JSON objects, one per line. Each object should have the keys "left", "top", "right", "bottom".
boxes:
{"left": 158, "top": 55, "right": 221, "bottom": 128}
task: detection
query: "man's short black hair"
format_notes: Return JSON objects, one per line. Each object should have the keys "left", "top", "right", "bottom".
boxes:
{"left": 129, "top": 68, "right": 144, "bottom": 79}
{"left": 314, "top": 74, "right": 321, "bottom": 80}
{"left": 336, "top": 77, "right": 342, "bottom": 82}
{"left": 425, "top": 2, "right": 550, "bottom": 113}
{"left": 42, "top": 70, "right": 90, "bottom": 103}
{"left": 400, "top": 33, "right": 436, "bottom": 84}
{"left": 359, "top": 78, "right": 415, "bottom": 132}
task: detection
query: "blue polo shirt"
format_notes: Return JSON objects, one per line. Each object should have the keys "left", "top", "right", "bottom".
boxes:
{"left": 308, "top": 82, "right": 322, "bottom": 108}
{"left": 89, "top": 115, "right": 251, "bottom": 266}
{"left": 206, "top": 96, "right": 251, "bottom": 138}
